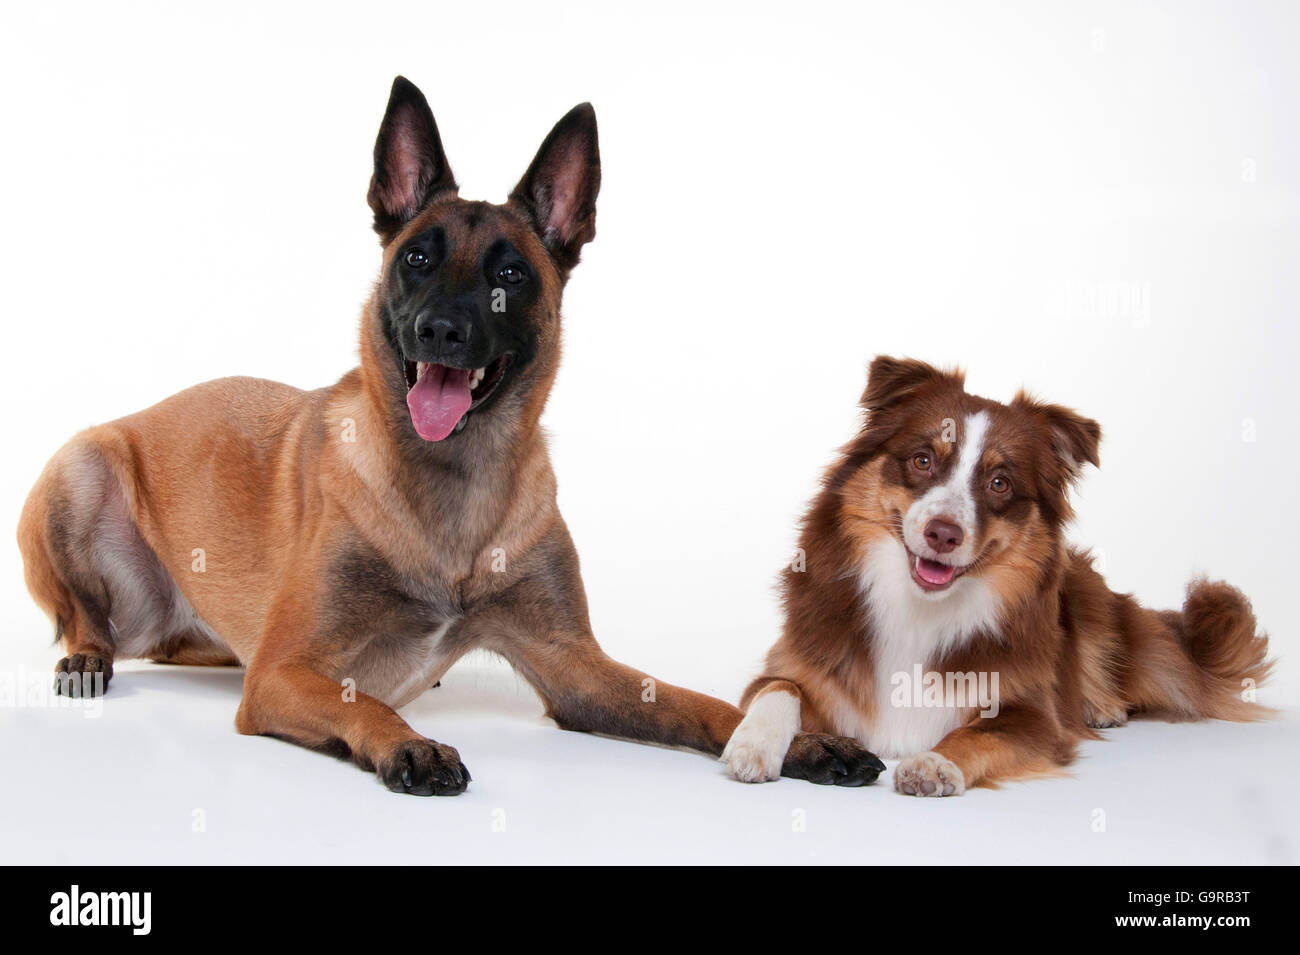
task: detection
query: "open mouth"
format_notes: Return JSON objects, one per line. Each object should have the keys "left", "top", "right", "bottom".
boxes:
{"left": 402, "top": 353, "right": 513, "bottom": 441}
{"left": 906, "top": 549, "right": 968, "bottom": 593}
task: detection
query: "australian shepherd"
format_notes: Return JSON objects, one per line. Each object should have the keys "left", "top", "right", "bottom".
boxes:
{"left": 722, "top": 356, "right": 1273, "bottom": 795}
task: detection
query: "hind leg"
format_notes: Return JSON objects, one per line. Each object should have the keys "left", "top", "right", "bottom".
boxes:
{"left": 38, "top": 583, "right": 115, "bottom": 698}
{"left": 1083, "top": 701, "right": 1129, "bottom": 729}
{"left": 27, "top": 555, "right": 118, "bottom": 698}
{"left": 18, "top": 441, "right": 203, "bottom": 696}
{"left": 18, "top": 454, "right": 121, "bottom": 698}
{"left": 52, "top": 595, "right": 117, "bottom": 697}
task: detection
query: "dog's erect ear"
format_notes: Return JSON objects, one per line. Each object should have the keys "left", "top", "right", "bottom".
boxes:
{"left": 367, "top": 77, "right": 456, "bottom": 245}
{"left": 509, "top": 103, "right": 601, "bottom": 275}
{"left": 860, "top": 356, "right": 964, "bottom": 411}
{"left": 1014, "top": 392, "right": 1102, "bottom": 482}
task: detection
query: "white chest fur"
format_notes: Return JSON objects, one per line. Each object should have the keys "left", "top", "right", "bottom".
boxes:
{"left": 843, "top": 536, "right": 1002, "bottom": 758}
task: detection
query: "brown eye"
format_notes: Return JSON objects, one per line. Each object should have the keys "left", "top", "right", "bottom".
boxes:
{"left": 496, "top": 264, "right": 527, "bottom": 286}
{"left": 912, "top": 453, "right": 932, "bottom": 472}
{"left": 989, "top": 475, "right": 1011, "bottom": 494}
{"left": 405, "top": 248, "right": 429, "bottom": 269}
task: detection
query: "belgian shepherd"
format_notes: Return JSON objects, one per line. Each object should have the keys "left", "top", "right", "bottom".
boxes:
{"left": 17, "top": 77, "right": 885, "bottom": 795}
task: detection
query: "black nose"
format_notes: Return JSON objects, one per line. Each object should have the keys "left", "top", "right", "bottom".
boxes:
{"left": 415, "top": 313, "right": 472, "bottom": 350}
{"left": 924, "top": 518, "right": 964, "bottom": 554}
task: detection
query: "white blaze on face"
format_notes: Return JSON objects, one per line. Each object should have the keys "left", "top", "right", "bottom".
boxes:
{"left": 902, "top": 410, "right": 989, "bottom": 570}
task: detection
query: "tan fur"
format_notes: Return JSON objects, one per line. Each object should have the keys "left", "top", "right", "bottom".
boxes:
{"left": 18, "top": 82, "right": 804, "bottom": 793}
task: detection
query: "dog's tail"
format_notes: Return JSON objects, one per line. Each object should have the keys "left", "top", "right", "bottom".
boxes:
{"left": 1067, "top": 553, "right": 1274, "bottom": 725}
{"left": 1163, "top": 578, "right": 1275, "bottom": 720}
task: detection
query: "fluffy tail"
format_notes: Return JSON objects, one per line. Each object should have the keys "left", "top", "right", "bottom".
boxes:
{"left": 1068, "top": 553, "right": 1274, "bottom": 725}
{"left": 1120, "top": 578, "right": 1275, "bottom": 722}
{"left": 1166, "top": 579, "right": 1274, "bottom": 720}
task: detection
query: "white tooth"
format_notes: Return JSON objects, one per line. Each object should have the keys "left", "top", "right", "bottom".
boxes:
{"left": 417, "top": 362, "right": 429, "bottom": 376}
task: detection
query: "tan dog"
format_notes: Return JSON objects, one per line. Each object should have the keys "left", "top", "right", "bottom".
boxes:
{"left": 17, "top": 77, "right": 885, "bottom": 795}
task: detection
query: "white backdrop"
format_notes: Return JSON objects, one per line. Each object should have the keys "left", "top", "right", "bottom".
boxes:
{"left": 1, "top": 1, "right": 1296, "bottom": 864}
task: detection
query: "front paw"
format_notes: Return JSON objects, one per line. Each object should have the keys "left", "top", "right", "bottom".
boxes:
{"left": 723, "top": 724, "right": 787, "bottom": 782}
{"left": 894, "top": 751, "right": 965, "bottom": 796}
{"left": 376, "top": 739, "right": 470, "bottom": 796}
{"left": 781, "top": 733, "right": 886, "bottom": 787}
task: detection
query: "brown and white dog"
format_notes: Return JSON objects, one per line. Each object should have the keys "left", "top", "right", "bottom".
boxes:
{"left": 722, "top": 356, "right": 1272, "bottom": 795}
{"left": 16, "top": 77, "right": 885, "bottom": 795}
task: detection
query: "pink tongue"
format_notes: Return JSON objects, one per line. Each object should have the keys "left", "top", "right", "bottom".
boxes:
{"left": 917, "top": 557, "right": 956, "bottom": 586}
{"left": 406, "top": 364, "right": 473, "bottom": 441}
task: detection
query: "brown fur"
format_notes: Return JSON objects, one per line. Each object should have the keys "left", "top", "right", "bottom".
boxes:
{"left": 741, "top": 356, "right": 1274, "bottom": 792}
{"left": 17, "top": 78, "right": 882, "bottom": 794}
